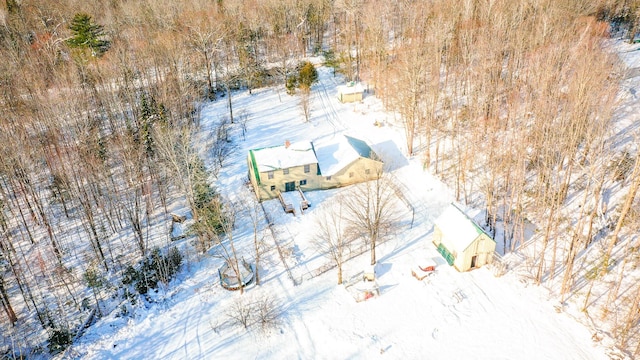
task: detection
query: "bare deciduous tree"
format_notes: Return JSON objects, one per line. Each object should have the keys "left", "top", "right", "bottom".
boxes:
{"left": 313, "top": 198, "right": 350, "bottom": 284}
{"left": 300, "top": 89, "right": 311, "bottom": 122}
{"left": 226, "top": 296, "right": 252, "bottom": 329}
{"left": 224, "top": 292, "right": 281, "bottom": 331}
{"left": 254, "top": 293, "right": 281, "bottom": 331}
{"left": 343, "top": 172, "right": 399, "bottom": 265}
{"left": 213, "top": 201, "right": 246, "bottom": 294}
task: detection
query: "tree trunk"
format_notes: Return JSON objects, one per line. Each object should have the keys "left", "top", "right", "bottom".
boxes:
{"left": 205, "top": 51, "right": 215, "bottom": 100}
{"left": 0, "top": 278, "right": 17, "bottom": 326}
{"left": 227, "top": 82, "right": 234, "bottom": 124}
{"left": 370, "top": 236, "right": 376, "bottom": 265}
{"left": 92, "top": 288, "right": 102, "bottom": 317}
{"left": 603, "top": 152, "right": 640, "bottom": 274}
{"left": 536, "top": 200, "right": 558, "bottom": 284}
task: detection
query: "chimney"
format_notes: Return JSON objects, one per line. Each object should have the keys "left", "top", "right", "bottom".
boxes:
{"left": 285, "top": 140, "right": 291, "bottom": 148}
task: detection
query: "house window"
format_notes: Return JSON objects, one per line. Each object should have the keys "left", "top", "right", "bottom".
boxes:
{"left": 349, "top": 172, "right": 354, "bottom": 178}
{"left": 270, "top": 185, "right": 276, "bottom": 191}
{"left": 304, "top": 164, "right": 310, "bottom": 173}
{"left": 283, "top": 168, "right": 289, "bottom": 175}
{"left": 300, "top": 179, "right": 307, "bottom": 186}
{"left": 326, "top": 176, "right": 332, "bottom": 181}
{"left": 268, "top": 171, "right": 274, "bottom": 179}
{"left": 365, "top": 169, "right": 370, "bottom": 175}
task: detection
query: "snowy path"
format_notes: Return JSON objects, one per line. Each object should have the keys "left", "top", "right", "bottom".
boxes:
{"left": 314, "top": 68, "right": 346, "bottom": 135}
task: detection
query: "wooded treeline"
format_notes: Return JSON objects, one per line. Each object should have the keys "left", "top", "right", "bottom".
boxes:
{"left": 374, "top": 0, "right": 640, "bottom": 354}
{"left": 1, "top": 0, "right": 640, "bottom": 356}
{"left": 370, "top": 1, "right": 640, "bottom": 355}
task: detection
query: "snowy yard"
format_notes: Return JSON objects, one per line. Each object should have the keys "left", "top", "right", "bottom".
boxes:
{"left": 71, "top": 65, "right": 613, "bottom": 359}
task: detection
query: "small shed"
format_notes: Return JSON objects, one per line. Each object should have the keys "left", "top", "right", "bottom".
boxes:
{"left": 432, "top": 204, "right": 496, "bottom": 272}
{"left": 337, "top": 82, "right": 364, "bottom": 103}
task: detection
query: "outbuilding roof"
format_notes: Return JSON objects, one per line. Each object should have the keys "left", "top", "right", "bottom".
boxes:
{"left": 337, "top": 82, "right": 365, "bottom": 95}
{"left": 434, "top": 204, "right": 493, "bottom": 252}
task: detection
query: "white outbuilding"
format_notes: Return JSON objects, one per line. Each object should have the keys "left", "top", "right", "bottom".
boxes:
{"left": 337, "top": 82, "right": 365, "bottom": 103}
{"left": 432, "top": 204, "right": 496, "bottom": 272}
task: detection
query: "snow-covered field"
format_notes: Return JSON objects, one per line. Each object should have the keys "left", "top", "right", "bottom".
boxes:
{"left": 69, "top": 60, "right": 621, "bottom": 359}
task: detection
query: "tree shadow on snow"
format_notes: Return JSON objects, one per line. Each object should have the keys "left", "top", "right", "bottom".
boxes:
{"left": 378, "top": 230, "right": 434, "bottom": 264}
{"left": 376, "top": 262, "right": 392, "bottom": 277}
{"left": 378, "top": 284, "right": 399, "bottom": 293}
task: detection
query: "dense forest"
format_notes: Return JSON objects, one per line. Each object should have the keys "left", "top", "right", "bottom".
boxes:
{"left": 2, "top": 0, "right": 640, "bottom": 357}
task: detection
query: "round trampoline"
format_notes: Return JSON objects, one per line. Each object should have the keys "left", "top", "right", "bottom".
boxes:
{"left": 218, "top": 258, "right": 255, "bottom": 291}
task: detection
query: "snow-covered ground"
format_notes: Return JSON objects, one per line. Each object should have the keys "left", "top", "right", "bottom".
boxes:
{"left": 70, "top": 62, "right": 617, "bottom": 359}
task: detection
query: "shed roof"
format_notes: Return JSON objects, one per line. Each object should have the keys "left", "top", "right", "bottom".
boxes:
{"left": 315, "top": 135, "right": 381, "bottom": 176}
{"left": 337, "top": 82, "right": 365, "bottom": 95}
{"left": 250, "top": 141, "right": 318, "bottom": 172}
{"left": 435, "top": 204, "right": 492, "bottom": 252}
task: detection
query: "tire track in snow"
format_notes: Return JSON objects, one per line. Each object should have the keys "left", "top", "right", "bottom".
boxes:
{"left": 261, "top": 202, "right": 298, "bottom": 286}
{"left": 258, "top": 200, "right": 317, "bottom": 356}
{"left": 182, "top": 304, "right": 195, "bottom": 359}
{"left": 194, "top": 306, "right": 203, "bottom": 359}
{"left": 269, "top": 253, "right": 317, "bottom": 358}
{"left": 315, "top": 71, "right": 345, "bottom": 135}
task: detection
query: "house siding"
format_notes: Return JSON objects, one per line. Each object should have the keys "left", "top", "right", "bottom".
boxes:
{"left": 248, "top": 156, "right": 383, "bottom": 201}
{"left": 338, "top": 92, "right": 363, "bottom": 103}
{"left": 257, "top": 163, "right": 320, "bottom": 200}
{"left": 248, "top": 137, "right": 383, "bottom": 201}
{"left": 320, "top": 158, "right": 382, "bottom": 189}
{"left": 453, "top": 233, "right": 495, "bottom": 271}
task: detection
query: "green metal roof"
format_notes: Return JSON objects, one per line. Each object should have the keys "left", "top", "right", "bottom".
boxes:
{"left": 249, "top": 150, "right": 261, "bottom": 185}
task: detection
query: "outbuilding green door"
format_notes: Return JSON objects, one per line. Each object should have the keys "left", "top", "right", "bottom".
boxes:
{"left": 437, "top": 243, "right": 455, "bottom": 266}
{"left": 285, "top": 181, "right": 295, "bottom": 192}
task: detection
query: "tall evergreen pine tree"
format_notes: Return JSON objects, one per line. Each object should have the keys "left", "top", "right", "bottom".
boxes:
{"left": 67, "top": 13, "right": 111, "bottom": 57}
